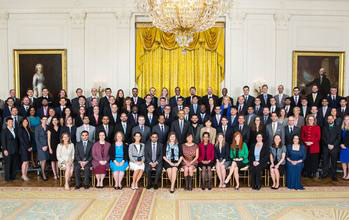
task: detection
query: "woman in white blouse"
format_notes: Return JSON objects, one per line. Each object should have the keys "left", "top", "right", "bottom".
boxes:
{"left": 56, "top": 132, "right": 75, "bottom": 190}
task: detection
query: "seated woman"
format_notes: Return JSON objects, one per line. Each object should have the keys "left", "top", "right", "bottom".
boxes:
{"left": 198, "top": 132, "right": 215, "bottom": 190}
{"left": 181, "top": 133, "right": 199, "bottom": 191}
{"left": 56, "top": 132, "right": 75, "bottom": 190}
{"left": 286, "top": 135, "right": 306, "bottom": 190}
{"left": 109, "top": 131, "right": 129, "bottom": 190}
{"left": 269, "top": 134, "right": 286, "bottom": 189}
{"left": 215, "top": 133, "right": 230, "bottom": 188}
{"left": 249, "top": 133, "right": 269, "bottom": 190}
{"left": 128, "top": 132, "right": 145, "bottom": 190}
{"left": 224, "top": 131, "right": 249, "bottom": 190}
{"left": 92, "top": 131, "right": 111, "bottom": 188}
{"left": 163, "top": 132, "right": 183, "bottom": 193}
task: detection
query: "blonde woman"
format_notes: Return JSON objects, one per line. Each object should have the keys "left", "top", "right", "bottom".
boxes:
{"left": 56, "top": 132, "right": 75, "bottom": 190}
{"left": 340, "top": 116, "right": 349, "bottom": 179}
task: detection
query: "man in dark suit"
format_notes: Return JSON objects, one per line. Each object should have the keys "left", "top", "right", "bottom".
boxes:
{"left": 132, "top": 115, "right": 151, "bottom": 143}
{"left": 188, "top": 114, "right": 203, "bottom": 144}
{"left": 71, "top": 88, "right": 84, "bottom": 112}
{"left": 338, "top": 98, "right": 349, "bottom": 119}
{"left": 262, "top": 107, "right": 272, "bottom": 125}
{"left": 169, "top": 87, "right": 183, "bottom": 107}
{"left": 198, "top": 104, "right": 210, "bottom": 125}
{"left": 171, "top": 96, "right": 185, "bottom": 119}
{"left": 201, "top": 87, "right": 218, "bottom": 107}
{"left": 242, "top": 85, "right": 255, "bottom": 107}
{"left": 265, "top": 113, "right": 285, "bottom": 147}
{"left": 140, "top": 94, "right": 153, "bottom": 116}
{"left": 212, "top": 106, "right": 223, "bottom": 128}
{"left": 128, "top": 105, "right": 139, "bottom": 127}
{"left": 218, "top": 88, "right": 234, "bottom": 106}
{"left": 300, "top": 97, "right": 310, "bottom": 117}
{"left": 254, "top": 98, "right": 263, "bottom": 116}
{"left": 319, "top": 98, "right": 331, "bottom": 125}
{"left": 144, "top": 133, "right": 163, "bottom": 189}
{"left": 236, "top": 96, "right": 248, "bottom": 116}
{"left": 306, "top": 67, "right": 331, "bottom": 97}
{"left": 8, "top": 89, "right": 21, "bottom": 108}
{"left": 229, "top": 106, "right": 239, "bottom": 128}
{"left": 152, "top": 115, "right": 169, "bottom": 144}
{"left": 290, "top": 87, "right": 301, "bottom": 108}
{"left": 233, "top": 115, "right": 250, "bottom": 145}
{"left": 189, "top": 96, "right": 200, "bottom": 115}
{"left": 269, "top": 97, "right": 280, "bottom": 115}
{"left": 257, "top": 84, "right": 273, "bottom": 108}
{"left": 245, "top": 106, "right": 256, "bottom": 126}
{"left": 55, "top": 97, "right": 67, "bottom": 118}
{"left": 284, "top": 116, "right": 301, "bottom": 146}
{"left": 185, "top": 87, "right": 201, "bottom": 106}
{"left": 60, "top": 116, "right": 77, "bottom": 144}
{"left": 114, "top": 112, "right": 132, "bottom": 144}
{"left": 307, "top": 85, "right": 322, "bottom": 107}
{"left": 131, "top": 88, "right": 145, "bottom": 108}
{"left": 1, "top": 117, "right": 19, "bottom": 181}
{"left": 145, "top": 104, "right": 158, "bottom": 128}
{"left": 95, "top": 116, "right": 114, "bottom": 143}
{"left": 102, "top": 96, "right": 116, "bottom": 118}
{"left": 156, "top": 97, "right": 167, "bottom": 116}
{"left": 99, "top": 88, "right": 112, "bottom": 113}
{"left": 163, "top": 105, "right": 173, "bottom": 126}
{"left": 74, "top": 130, "right": 93, "bottom": 189}
{"left": 171, "top": 110, "right": 190, "bottom": 144}
{"left": 19, "top": 96, "right": 31, "bottom": 117}
{"left": 3, "top": 107, "right": 22, "bottom": 129}
{"left": 149, "top": 87, "right": 158, "bottom": 109}
{"left": 284, "top": 97, "right": 294, "bottom": 117}
{"left": 37, "top": 98, "right": 50, "bottom": 118}
{"left": 107, "top": 103, "right": 119, "bottom": 126}
{"left": 321, "top": 115, "right": 341, "bottom": 181}
{"left": 217, "top": 116, "right": 234, "bottom": 145}
{"left": 327, "top": 87, "right": 341, "bottom": 109}
{"left": 26, "top": 89, "right": 38, "bottom": 108}
{"left": 37, "top": 88, "right": 53, "bottom": 107}
{"left": 310, "top": 106, "right": 324, "bottom": 127}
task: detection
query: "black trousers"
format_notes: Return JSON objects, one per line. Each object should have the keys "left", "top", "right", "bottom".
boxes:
{"left": 4, "top": 154, "right": 18, "bottom": 181}
{"left": 145, "top": 163, "right": 162, "bottom": 186}
{"left": 250, "top": 164, "right": 266, "bottom": 187}
{"left": 322, "top": 146, "right": 338, "bottom": 178}
{"left": 74, "top": 163, "right": 91, "bottom": 186}
{"left": 305, "top": 151, "right": 319, "bottom": 176}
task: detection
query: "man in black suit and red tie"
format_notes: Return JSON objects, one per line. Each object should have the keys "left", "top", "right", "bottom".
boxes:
{"left": 257, "top": 84, "right": 273, "bottom": 108}
{"left": 201, "top": 87, "right": 218, "bottom": 107}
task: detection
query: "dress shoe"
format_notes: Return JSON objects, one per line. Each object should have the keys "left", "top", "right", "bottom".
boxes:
{"left": 84, "top": 185, "right": 90, "bottom": 189}
{"left": 332, "top": 176, "right": 338, "bottom": 181}
{"left": 75, "top": 185, "right": 81, "bottom": 190}
{"left": 146, "top": 184, "right": 152, "bottom": 190}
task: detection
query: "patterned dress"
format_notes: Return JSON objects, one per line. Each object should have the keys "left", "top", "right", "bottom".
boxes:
{"left": 181, "top": 144, "right": 198, "bottom": 167}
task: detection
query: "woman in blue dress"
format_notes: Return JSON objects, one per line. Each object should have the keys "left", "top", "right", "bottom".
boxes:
{"left": 340, "top": 116, "right": 349, "bottom": 180}
{"left": 109, "top": 131, "right": 129, "bottom": 189}
{"left": 286, "top": 135, "right": 306, "bottom": 190}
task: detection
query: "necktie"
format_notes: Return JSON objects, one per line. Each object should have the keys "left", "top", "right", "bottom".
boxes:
{"left": 342, "top": 108, "right": 345, "bottom": 113}
{"left": 194, "top": 104, "right": 197, "bottom": 113}
{"left": 264, "top": 116, "right": 267, "bottom": 123}
{"left": 295, "top": 96, "right": 298, "bottom": 105}
{"left": 152, "top": 143, "right": 156, "bottom": 162}
{"left": 140, "top": 125, "right": 144, "bottom": 133}
{"left": 122, "top": 123, "right": 126, "bottom": 133}
{"left": 272, "top": 123, "right": 276, "bottom": 135}
{"left": 13, "top": 117, "right": 17, "bottom": 128}
{"left": 239, "top": 125, "right": 242, "bottom": 131}
{"left": 290, "top": 127, "right": 293, "bottom": 134}
{"left": 83, "top": 141, "right": 87, "bottom": 155}
{"left": 264, "top": 94, "right": 267, "bottom": 103}
{"left": 149, "top": 115, "right": 152, "bottom": 122}
{"left": 10, "top": 128, "right": 15, "bottom": 138}
{"left": 223, "top": 126, "right": 226, "bottom": 135}
{"left": 105, "top": 125, "right": 108, "bottom": 134}
{"left": 256, "top": 106, "right": 259, "bottom": 111}
{"left": 160, "top": 125, "right": 164, "bottom": 133}
{"left": 180, "top": 120, "right": 184, "bottom": 133}
{"left": 239, "top": 106, "right": 242, "bottom": 112}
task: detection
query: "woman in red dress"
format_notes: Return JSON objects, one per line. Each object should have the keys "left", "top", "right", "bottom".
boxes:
{"left": 301, "top": 115, "right": 321, "bottom": 178}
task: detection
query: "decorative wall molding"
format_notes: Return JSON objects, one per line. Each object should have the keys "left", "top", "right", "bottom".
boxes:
{"left": 228, "top": 10, "right": 247, "bottom": 29}
{"left": 274, "top": 13, "right": 291, "bottom": 30}
{"left": 114, "top": 10, "right": 132, "bottom": 28}
{"left": 0, "top": 11, "right": 9, "bottom": 29}
{"left": 70, "top": 10, "right": 86, "bottom": 28}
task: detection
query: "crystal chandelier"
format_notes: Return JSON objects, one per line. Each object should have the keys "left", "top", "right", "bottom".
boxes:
{"left": 142, "top": 0, "right": 230, "bottom": 48}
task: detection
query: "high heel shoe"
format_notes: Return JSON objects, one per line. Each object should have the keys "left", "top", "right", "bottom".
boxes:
{"left": 235, "top": 186, "right": 239, "bottom": 190}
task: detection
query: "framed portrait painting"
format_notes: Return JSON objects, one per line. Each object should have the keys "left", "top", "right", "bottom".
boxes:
{"left": 292, "top": 51, "right": 345, "bottom": 96}
{"left": 14, "top": 49, "right": 67, "bottom": 98}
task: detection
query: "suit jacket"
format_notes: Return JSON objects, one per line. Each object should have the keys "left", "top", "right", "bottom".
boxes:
{"left": 108, "top": 112, "right": 120, "bottom": 126}
{"left": 233, "top": 124, "right": 251, "bottom": 145}
{"left": 36, "top": 106, "right": 50, "bottom": 118}
{"left": 145, "top": 114, "right": 158, "bottom": 128}
{"left": 2, "top": 106, "right": 11, "bottom": 118}
{"left": 1, "top": 127, "right": 19, "bottom": 155}
{"left": 18, "top": 127, "right": 33, "bottom": 155}
{"left": 54, "top": 106, "right": 66, "bottom": 118}
{"left": 307, "top": 93, "right": 322, "bottom": 107}
{"left": 144, "top": 141, "right": 163, "bottom": 164}
{"left": 307, "top": 76, "right": 331, "bottom": 96}
{"left": 152, "top": 124, "right": 169, "bottom": 144}
{"left": 92, "top": 141, "right": 111, "bottom": 169}
{"left": 131, "top": 96, "right": 145, "bottom": 108}
{"left": 254, "top": 105, "right": 263, "bottom": 116}
{"left": 198, "top": 142, "right": 215, "bottom": 162}
{"left": 201, "top": 94, "right": 218, "bottom": 106}
{"left": 74, "top": 141, "right": 93, "bottom": 164}
{"left": 61, "top": 125, "right": 77, "bottom": 144}
{"left": 34, "top": 125, "right": 48, "bottom": 151}
{"left": 241, "top": 95, "right": 255, "bottom": 107}
{"left": 189, "top": 104, "right": 200, "bottom": 115}
{"left": 128, "top": 143, "right": 145, "bottom": 162}
{"left": 19, "top": 105, "right": 31, "bottom": 117}
{"left": 265, "top": 122, "right": 285, "bottom": 147}
{"left": 275, "top": 94, "right": 289, "bottom": 108}
{"left": 170, "top": 119, "right": 190, "bottom": 144}
{"left": 321, "top": 125, "right": 341, "bottom": 150}
{"left": 185, "top": 96, "right": 201, "bottom": 106}
{"left": 132, "top": 125, "right": 151, "bottom": 143}
{"left": 95, "top": 124, "right": 114, "bottom": 143}
{"left": 318, "top": 106, "right": 331, "bottom": 122}
{"left": 88, "top": 114, "right": 102, "bottom": 127}
{"left": 245, "top": 113, "right": 256, "bottom": 126}
{"left": 188, "top": 124, "right": 204, "bottom": 144}
{"left": 248, "top": 144, "right": 269, "bottom": 168}
{"left": 327, "top": 95, "right": 341, "bottom": 109}
{"left": 269, "top": 105, "right": 280, "bottom": 115}
{"left": 98, "top": 96, "right": 110, "bottom": 113}
{"left": 300, "top": 106, "right": 310, "bottom": 117}
{"left": 169, "top": 96, "right": 184, "bottom": 107}
{"left": 171, "top": 105, "right": 184, "bottom": 119}
{"left": 257, "top": 94, "right": 273, "bottom": 108}
{"left": 3, "top": 115, "right": 23, "bottom": 129}
{"left": 338, "top": 107, "right": 349, "bottom": 119}
{"left": 301, "top": 125, "right": 321, "bottom": 154}
{"left": 76, "top": 125, "right": 96, "bottom": 143}
{"left": 284, "top": 125, "right": 301, "bottom": 146}
{"left": 237, "top": 104, "right": 248, "bottom": 115}
{"left": 262, "top": 115, "right": 272, "bottom": 125}
{"left": 217, "top": 125, "right": 234, "bottom": 145}
{"left": 198, "top": 112, "right": 210, "bottom": 125}
{"left": 211, "top": 114, "right": 223, "bottom": 128}
{"left": 114, "top": 122, "right": 132, "bottom": 144}
{"left": 290, "top": 96, "right": 301, "bottom": 108}
{"left": 127, "top": 113, "right": 139, "bottom": 127}
{"left": 87, "top": 96, "right": 99, "bottom": 108}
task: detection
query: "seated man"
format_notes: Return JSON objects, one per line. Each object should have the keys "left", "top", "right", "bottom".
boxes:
{"left": 144, "top": 132, "right": 163, "bottom": 189}
{"left": 74, "top": 131, "right": 93, "bottom": 189}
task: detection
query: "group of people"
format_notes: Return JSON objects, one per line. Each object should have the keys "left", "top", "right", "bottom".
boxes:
{"left": 1, "top": 75, "right": 349, "bottom": 192}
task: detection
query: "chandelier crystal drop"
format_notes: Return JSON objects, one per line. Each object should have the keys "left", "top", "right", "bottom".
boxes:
{"left": 143, "top": 0, "right": 230, "bottom": 48}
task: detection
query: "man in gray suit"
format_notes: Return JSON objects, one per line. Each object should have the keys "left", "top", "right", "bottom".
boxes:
{"left": 76, "top": 116, "right": 95, "bottom": 142}
{"left": 245, "top": 106, "right": 256, "bottom": 126}
{"left": 274, "top": 84, "right": 288, "bottom": 109}
{"left": 74, "top": 130, "right": 93, "bottom": 189}
{"left": 86, "top": 88, "right": 99, "bottom": 108}
{"left": 132, "top": 115, "right": 151, "bottom": 143}
{"left": 266, "top": 112, "right": 285, "bottom": 146}
{"left": 152, "top": 115, "right": 169, "bottom": 144}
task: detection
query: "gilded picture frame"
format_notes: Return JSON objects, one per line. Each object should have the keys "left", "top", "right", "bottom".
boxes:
{"left": 14, "top": 49, "right": 67, "bottom": 98}
{"left": 292, "top": 51, "right": 345, "bottom": 96}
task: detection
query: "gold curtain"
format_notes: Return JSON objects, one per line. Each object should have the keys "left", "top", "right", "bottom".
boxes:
{"left": 136, "top": 23, "right": 225, "bottom": 97}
